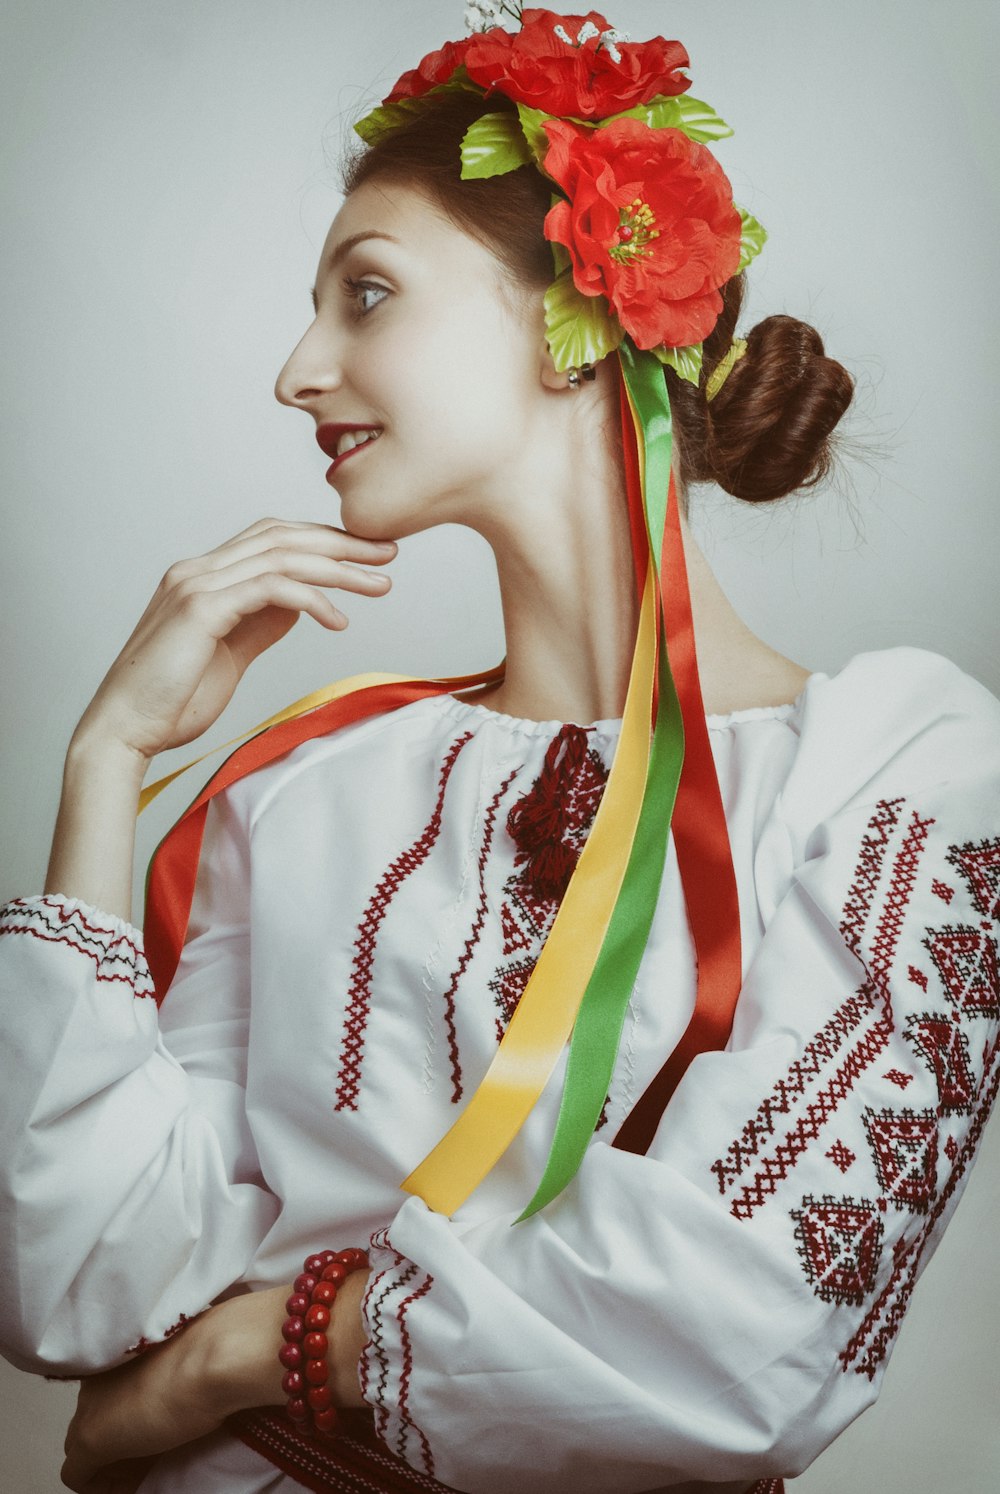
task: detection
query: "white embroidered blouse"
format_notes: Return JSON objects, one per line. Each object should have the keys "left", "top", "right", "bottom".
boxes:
{"left": 1, "top": 646, "right": 999, "bottom": 1494}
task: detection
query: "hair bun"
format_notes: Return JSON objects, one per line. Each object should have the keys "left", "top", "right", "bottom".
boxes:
{"left": 702, "top": 313, "right": 855, "bottom": 502}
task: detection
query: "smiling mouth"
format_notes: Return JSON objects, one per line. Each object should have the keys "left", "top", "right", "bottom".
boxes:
{"left": 318, "top": 425, "right": 384, "bottom": 481}
{"left": 335, "top": 428, "right": 383, "bottom": 458}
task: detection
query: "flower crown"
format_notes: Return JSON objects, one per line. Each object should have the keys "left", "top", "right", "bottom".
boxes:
{"left": 355, "top": 4, "right": 765, "bottom": 390}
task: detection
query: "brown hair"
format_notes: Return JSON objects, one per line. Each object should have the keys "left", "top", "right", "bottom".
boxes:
{"left": 340, "top": 89, "right": 854, "bottom": 504}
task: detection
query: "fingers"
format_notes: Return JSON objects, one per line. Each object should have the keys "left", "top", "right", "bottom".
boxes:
{"left": 158, "top": 526, "right": 397, "bottom": 636}
{"left": 198, "top": 518, "right": 398, "bottom": 572}
{"left": 192, "top": 572, "right": 355, "bottom": 635}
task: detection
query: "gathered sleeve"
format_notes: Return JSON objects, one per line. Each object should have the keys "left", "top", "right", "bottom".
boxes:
{"left": 358, "top": 654, "right": 1000, "bottom": 1494}
{"left": 0, "top": 788, "right": 279, "bottom": 1376}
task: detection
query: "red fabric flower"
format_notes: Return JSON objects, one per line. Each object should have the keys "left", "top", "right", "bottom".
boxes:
{"left": 542, "top": 117, "right": 742, "bottom": 349}
{"left": 464, "top": 9, "right": 690, "bottom": 120}
{"left": 384, "top": 38, "right": 474, "bottom": 103}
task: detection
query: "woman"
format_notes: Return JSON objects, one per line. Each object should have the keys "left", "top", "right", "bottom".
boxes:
{"left": 1, "top": 6, "right": 998, "bottom": 1493}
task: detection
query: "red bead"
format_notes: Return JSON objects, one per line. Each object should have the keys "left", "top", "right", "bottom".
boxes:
{"left": 313, "top": 1406, "right": 339, "bottom": 1435}
{"left": 294, "top": 1273, "right": 318, "bottom": 1295}
{"left": 304, "top": 1331, "right": 328, "bottom": 1357}
{"left": 619, "top": 225, "right": 634, "bottom": 241}
{"left": 320, "top": 1249, "right": 338, "bottom": 1265}
{"left": 320, "top": 1262, "right": 347, "bottom": 1285}
{"left": 285, "top": 1292, "right": 310, "bottom": 1316}
{"left": 311, "top": 1282, "right": 337, "bottom": 1307}
{"left": 278, "top": 1342, "right": 303, "bottom": 1370}
{"left": 336, "top": 1248, "right": 368, "bottom": 1269}
{"left": 305, "top": 1304, "right": 330, "bottom": 1330}
{"left": 307, "top": 1384, "right": 334, "bottom": 1411}
{"left": 304, "top": 1254, "right": 327, "bottom": 1276}
{"left": 281, "top": 1316, "right": 305, "bottom": 1343}
{"left": 286, "top": 1397, "right": 308, "bottom": 1423}
{"left": 305, "top": 1357, "right": 329, "bottom": 1386}
{"left": 281, "top": 1370, "right": 304, "bottom": 1397}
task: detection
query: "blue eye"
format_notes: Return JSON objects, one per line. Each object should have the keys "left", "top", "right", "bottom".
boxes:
{"left": 342, "top": 275, "right": 389, "bottom": 318}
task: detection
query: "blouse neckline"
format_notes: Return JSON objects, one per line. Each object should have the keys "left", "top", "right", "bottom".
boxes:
{"left": 434, "top": 679, "right": 818, "bottom": 737}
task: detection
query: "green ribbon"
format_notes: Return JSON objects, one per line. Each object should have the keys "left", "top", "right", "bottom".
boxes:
{"left": 515, "top": 345, "right": 685, "bottom": 1220}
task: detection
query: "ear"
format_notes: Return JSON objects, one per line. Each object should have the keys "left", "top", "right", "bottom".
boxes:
{"left": 538, "top": 339, "right": 599, "bottom": 391}
{"left": 539, "top": 337, "right": 568, "bottom": 391}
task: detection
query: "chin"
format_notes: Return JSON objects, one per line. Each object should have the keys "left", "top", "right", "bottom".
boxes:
{"left": 337, "top": 492, "right": 439, "bottom": 544}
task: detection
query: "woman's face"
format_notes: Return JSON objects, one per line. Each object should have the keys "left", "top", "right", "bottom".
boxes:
{"left": 274, "top": 178, "right": 551, "bottom": 542}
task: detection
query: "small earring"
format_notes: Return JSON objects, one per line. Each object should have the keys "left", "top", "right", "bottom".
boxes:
{"left": 566, "top": 362, "right": 595, "bottom": 391}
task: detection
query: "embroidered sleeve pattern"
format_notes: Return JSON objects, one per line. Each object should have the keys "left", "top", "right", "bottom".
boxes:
{"left": 0, "top": 808, "right": 278, "bottom": 1376}
{"left": 360, "top": 1225, "right": 438, "bottom": 1483}
{"left": 0, "top": 894, "right": 154, "bottom": 997}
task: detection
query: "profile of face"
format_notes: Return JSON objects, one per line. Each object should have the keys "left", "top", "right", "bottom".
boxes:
{"left": 275, "top": 178, "right": 579, "bottom": 543}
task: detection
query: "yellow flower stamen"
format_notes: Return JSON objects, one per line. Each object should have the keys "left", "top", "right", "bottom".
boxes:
{"left": 610, "top": 197, "right": 660, "bottom": 263}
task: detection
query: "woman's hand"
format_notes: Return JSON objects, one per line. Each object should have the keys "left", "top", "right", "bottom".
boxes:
{"left": 74, "top": 518, "right": 397, "bottom": 763}
{"left": 60, "top": 1273, "right": 370, "bottom": 1491}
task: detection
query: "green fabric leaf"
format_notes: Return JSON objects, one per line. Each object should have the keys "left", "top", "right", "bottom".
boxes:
{"left": 354, "top": 98, "right": 429, "bottom": 146}
{"left": 515, "top": 102, "right": 554, "bottom": 165}
{"left": 603, "top": 93, "right": 733, "bottom": 143}
{"left": 543, "top": 268, "right": 624, "bottom": 373}
{"left": 737, "top": 207, "right": 768, "bottom": 273}
{"left": 650, "top": 342, "right": 704, "bottom": 386}
{"left": 548, "top": 195, "right": 572, "bottom": 278}
{"left": 460, "top": 112, "right": 533, "bottom": 180}
{"left": 354, "top": 74, "right": 483, "bottom": 147}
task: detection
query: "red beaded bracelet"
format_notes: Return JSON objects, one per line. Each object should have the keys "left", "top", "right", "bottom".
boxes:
{"left": 278, "top": 1247, "right": 369, "bottom": 1437}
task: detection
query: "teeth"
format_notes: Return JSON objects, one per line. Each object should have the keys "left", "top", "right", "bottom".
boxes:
{"left": 336, "top": 428, "right": 382, "bottom": 458}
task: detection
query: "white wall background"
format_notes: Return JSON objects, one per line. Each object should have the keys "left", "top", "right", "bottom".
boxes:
{"left": 2, "top": 1, "right": 998, "bottom": 1488}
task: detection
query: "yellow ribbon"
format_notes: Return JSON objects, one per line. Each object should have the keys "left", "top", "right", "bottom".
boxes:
{"left": 137, "top": 668, "right": 503, "bottom": 815}
{"left": 400, "top": 556, "right": 658, "bottom": 1214}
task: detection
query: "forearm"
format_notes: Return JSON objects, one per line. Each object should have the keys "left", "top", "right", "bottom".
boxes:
{"left": 44, "top": 726, "right": 150, "bottom": 925}
{"left": 205, "top": 1271, "right": 369, "bottom": 1419}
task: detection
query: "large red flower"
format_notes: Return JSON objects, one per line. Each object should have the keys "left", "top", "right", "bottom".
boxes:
{"left": 542, "top": 117, "right": 742, "bottom": 349}
{"left": 464, "top": 9, "right": 690, "bottom": 120}
{"left": 384, "top": 38, "right": 474, "bottom": 103}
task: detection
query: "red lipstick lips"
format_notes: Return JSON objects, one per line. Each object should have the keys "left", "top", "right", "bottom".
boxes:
{"left": 316, "top": 423, "right": 383, "bottom": 482}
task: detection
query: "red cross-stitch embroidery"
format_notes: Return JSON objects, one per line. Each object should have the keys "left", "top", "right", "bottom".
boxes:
{"left": 839, "top": 799, "right": 906, "bottom": 956}
{"left": 923, "top": 924, "right": 1000, "bottom": 1020}
{"left": 904, "top": 1013, "right": 976, "bottom": 1114}
{"left": 487, "top": 725, "right": 610, "bottom": 1040}
{"left": 826, "top": 1140, "right": 856, "bottom": 1173}
{"left": 791, "top": 1194, "right": 884, "bottom": 1307}
{"left": 712, "top": 809, "right": 933, "bottom": 1219}
{"left": 839, "top": 1028, "right": 1000, "bottom": 1379}
{"left": 335, "top": 734, "right": 473, "bottom": 1112}
{"left": 883, "top": 1069, "right": 913, "bottom": 1089}
{"left": 862, "top": 1106, "right": 939, "bottom": 1213}
{"left": 438, "top": 766, "right": 520, "bottom": 1102}
{"left": 947, "top": 837, "right": 1000, "bottom": 920}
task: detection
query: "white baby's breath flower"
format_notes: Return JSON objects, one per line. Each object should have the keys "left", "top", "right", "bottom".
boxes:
{"left": 553, "top": 23, "right": 572, "bottom": 45}
{"left": 464, "top": 0, "right": 516, "bottom": 34}
{"left": 597, "top": 26, "right": 631, "bottom": 64}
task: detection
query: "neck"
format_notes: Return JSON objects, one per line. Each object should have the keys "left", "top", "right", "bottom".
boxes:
{"left": 464, "top": 504, "right": 809, "bottom": 725}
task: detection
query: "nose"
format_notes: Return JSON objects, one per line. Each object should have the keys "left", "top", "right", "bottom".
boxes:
{"left": 274, "top": 320, "right": 342, "bottom": 411}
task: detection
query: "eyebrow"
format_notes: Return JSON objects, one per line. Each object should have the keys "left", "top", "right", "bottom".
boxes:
{"left": 309, "top": 230, "right": 402, "bottom": 312}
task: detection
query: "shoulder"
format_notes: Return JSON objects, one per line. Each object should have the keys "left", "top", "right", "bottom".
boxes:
{"left": 782, "top": 647, "right": 1000, "bottom": 832}
{"left": 207, "top": 693, "right": 467, "bottom": 836}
